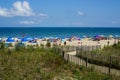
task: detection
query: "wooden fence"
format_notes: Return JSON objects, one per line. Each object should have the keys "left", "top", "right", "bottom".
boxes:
{"left": 59, "top": 45, "right": 101, "bottom": 52}
{"left": 60, "top": 46, "right": 76, "bottom": 52}
{"left": 76, "top": 45, "right": 101, "bottom": 51}
{"left": 55, "top": 45, "right": 120, "bottom": 76}
{"left": 60, "top": 52, "right": 120, "bottom": 76}
{"left": 76, "top": 46, "right": 120, "bottom": 70}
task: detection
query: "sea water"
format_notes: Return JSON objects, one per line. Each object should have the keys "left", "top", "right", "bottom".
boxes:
{"left": 0, "top": 27, "right": 120, "bottom": 38}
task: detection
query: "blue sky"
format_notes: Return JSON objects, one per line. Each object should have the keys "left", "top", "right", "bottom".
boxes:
{"left": 0, "top": 0, "right": 120, "bottom": 27}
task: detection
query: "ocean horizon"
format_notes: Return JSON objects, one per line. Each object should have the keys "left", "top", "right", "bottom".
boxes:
{"left": 0, "top": 27, "right": 120, "bottom": 38}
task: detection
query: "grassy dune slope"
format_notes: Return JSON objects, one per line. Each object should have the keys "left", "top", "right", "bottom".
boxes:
{"left": 0, "top": 46, "right": 119, "bottom": 80}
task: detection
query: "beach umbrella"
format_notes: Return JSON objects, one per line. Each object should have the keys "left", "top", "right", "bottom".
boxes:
{"left": 21, "top": 37, "right": 33, "bottom": 42}
{"left": 6, "top": 37, "right": 15, "bottom": 42}
{"left": 94, "top": 35, "right": 102, "bottom": 40}
{"left": 21, "top": 38, "right": 28, "bottom": 42}
{"left": 95, "top": 35, "right": 101, "bottom": 39}
{"left": 61, "top": 36, "right": 65, "bottom": 39}
{"left": 76, "top": 37, "right": 80, "bottom": 40}
{"left": 27, "top": 37, "right": 34, "bottom": 41}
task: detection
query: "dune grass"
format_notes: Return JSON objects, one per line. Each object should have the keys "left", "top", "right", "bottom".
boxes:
{"left": 0, "top": 45, "right": 119, "bottom": 80}
{"left": 92, "top": 42, "right": 120, "bottom": 56}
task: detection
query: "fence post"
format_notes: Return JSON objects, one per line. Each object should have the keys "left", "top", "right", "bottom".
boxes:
{"left": 76, "top": 47, "right": 78, "bottom": 55}
{"left": 85, "top": 51, "right": 88, "bottom": 68}
{"left": 92, "top": 46, "right": 94, "bottom": 51}
{"left": 67, "top": 54, "right": 69, "bottom": 62}
{"left": 109, "top": 56, "right": 112, "bottom": 76}
{"left": 62, "top": 51, "right": 64, "bottom": 58}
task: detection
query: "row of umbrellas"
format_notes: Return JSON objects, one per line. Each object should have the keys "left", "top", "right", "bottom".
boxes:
{"left": 6, "top": 37, "right": 35, "bottom": 43}
{"left": 94, "top": 35, "right": 114, "bottom": 40}
{"left": 1, "top": 35, "right": 118, "bottom": 43}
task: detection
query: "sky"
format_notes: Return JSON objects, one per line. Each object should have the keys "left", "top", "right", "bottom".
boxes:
{"left": 0, "top": 0, "right": 120, "bottom": 27}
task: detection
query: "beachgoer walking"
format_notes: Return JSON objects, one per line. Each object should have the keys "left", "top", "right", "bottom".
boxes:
{"left": 107, "top": 41, "right": 110, "bottom": 45}
{"left": 64, "top": 41, "right": 66, "bottom": 46}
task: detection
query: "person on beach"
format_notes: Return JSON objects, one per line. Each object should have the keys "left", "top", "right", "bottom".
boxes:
{"left": 107, "top": 41, "right": 110, "bottom": 46}
{"left": 64, "top": 41, "right": 66, "bottom": 46}
{"left": 78, "top": 42, "right": 82, "bottom": 44}
{"left": 81, "top": 42, "right": 83, "bottom": 44}
{"left": 97, "top": 40, "right": 100, "bottom": 44}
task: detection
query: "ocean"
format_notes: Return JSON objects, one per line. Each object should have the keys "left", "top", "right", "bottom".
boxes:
{"left": 0, "top": 27, "right": 120, "bottom": 38}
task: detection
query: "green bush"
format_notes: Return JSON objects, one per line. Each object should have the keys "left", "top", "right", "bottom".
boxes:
{"left": 46, "top": 41, "right": 51, "bottom": 48}
{"left": 40, "top": 44, "right": 44, "bottom": 48}
{"left": 0, "top": 46, "right": 119, "bottom": 80}
{"left": 0, "top": 42, "right": 5, "bottom": 50}
{"left": 15, "top": 44, "right": 25, "bottom": 52}
{"left": 9, "top": 43, "right": 13, "bottom": 47}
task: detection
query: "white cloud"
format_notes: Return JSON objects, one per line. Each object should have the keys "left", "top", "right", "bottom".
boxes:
{"left": 0, "top": 8, "right": 8, "bottom": 16}
{"left": 20, "top": 20, "right": 35, "bottom": 24}
{"left": 38, "top": 13, "right": 48, "bottom": 17}
{"left": 78, "top": 11, "right": 85, "bottom": 16}
{"left": 0, "top": 1, "right": 48, "bottom": 18}
{"left": 0, "top": 1, "right": 35, "bottom": 17}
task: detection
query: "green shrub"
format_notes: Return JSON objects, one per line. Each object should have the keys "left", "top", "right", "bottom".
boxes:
{"left": 15, "top": 44, "right": 25, "bottom": 52}
{"left": 46, "top": 41, "right": 51, "bottom": 48}
{"left": 9, "top": 43, "right": 13, "bottom": 47}
{"left": 0, "top": 42, "right": 5, "bottom": 50}
{"left": 40, "top": 44, "right": 44, "bottom": 48}
{"left": 0, "top": 46, "right": 119, "bottom": 80}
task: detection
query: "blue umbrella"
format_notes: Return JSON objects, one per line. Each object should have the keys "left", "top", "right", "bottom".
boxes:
{"left": 26, "top": 37, "right": 34, "bottom": 41}
{"left": 61, "top": 36, "right": 65, "bottom": 39}
{"left": 21, "top": 37, "right": 33, "bottom": 42}
{"left": 6, "top": 37, "right": 15, "bottom": 42}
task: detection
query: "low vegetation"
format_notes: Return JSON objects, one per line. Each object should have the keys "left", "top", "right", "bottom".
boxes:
{"left": 77, "top": 42, "right": 120, "bottom": 69}
{"left": 98, "top": 42, "right": 120, "bottom": 56}
{"left": 0, "top": 43, "right": 119, "bottom": 80}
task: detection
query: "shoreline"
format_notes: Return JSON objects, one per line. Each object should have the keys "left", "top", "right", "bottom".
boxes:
{"left": 0, "top": 36, "right": 119, "bottom": 49}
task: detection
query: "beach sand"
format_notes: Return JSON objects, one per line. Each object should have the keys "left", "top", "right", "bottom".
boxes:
{"left": 30, "top": 38, "right": 118, "bottom": 48}
{"left": 65, "top": 38, "right": 117, "bottom": 48}
{"left": 5, "top": 37, "right": 118, "bottom": 50}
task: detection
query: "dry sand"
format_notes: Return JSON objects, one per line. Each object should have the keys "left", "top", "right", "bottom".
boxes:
{"left": 65, "top": 38, "right": 117, "bottom": 48}
{"left": 8, "top": 38, "right": 118, "bottom": 49}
